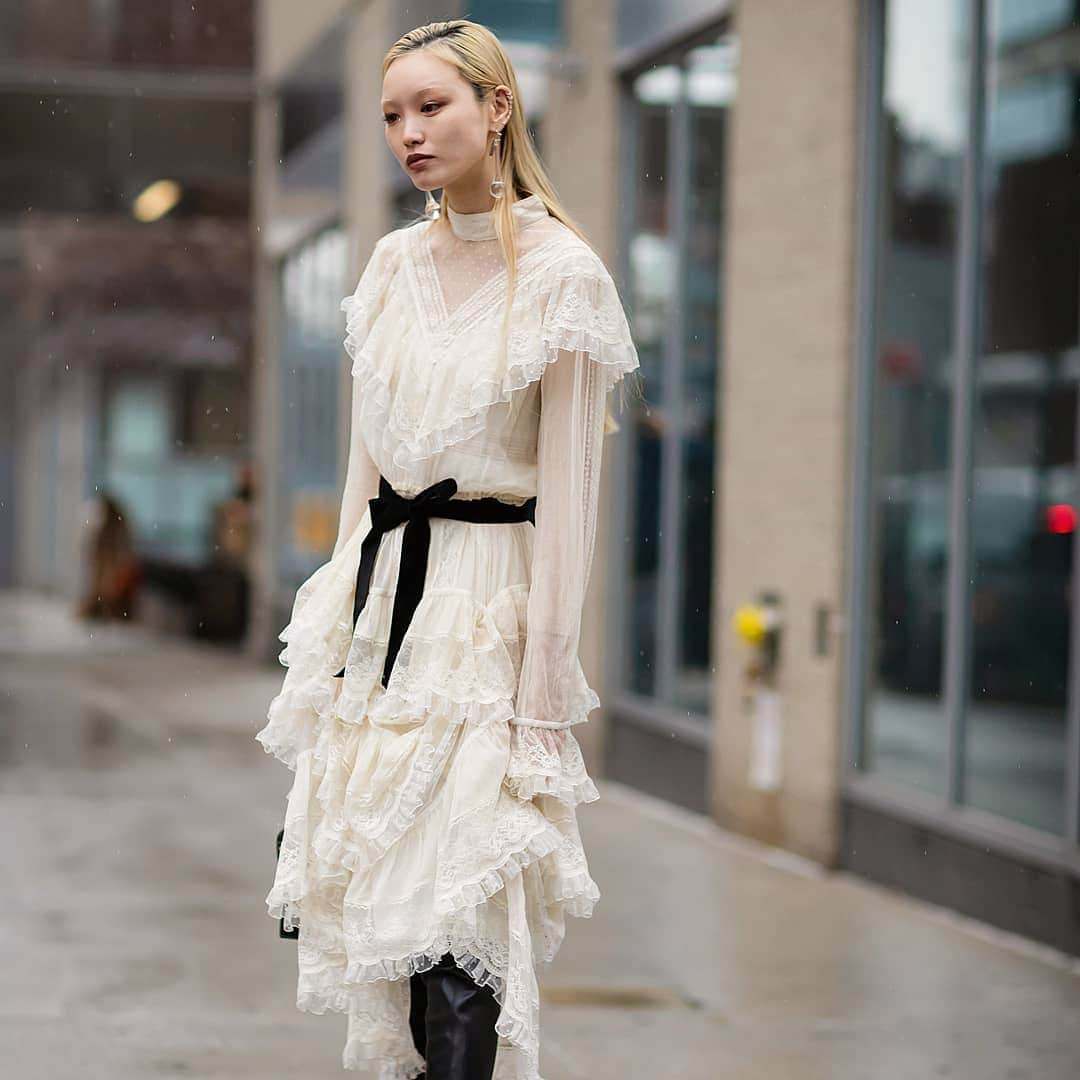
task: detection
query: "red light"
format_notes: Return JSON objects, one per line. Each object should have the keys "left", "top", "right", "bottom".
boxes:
{"left": 882, "top": 340, "right": 922, "bottom": 380}
{"left": 1046, "top": 504, "right": 1077, "bottom": 534}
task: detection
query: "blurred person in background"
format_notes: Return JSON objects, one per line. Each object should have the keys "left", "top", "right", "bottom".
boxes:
{"left": 76, "top": 491, "right": 142, "bottom": 621}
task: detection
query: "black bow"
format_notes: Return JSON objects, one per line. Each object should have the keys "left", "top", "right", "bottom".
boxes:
{"left": 335, "top": 475, "right": 536, "bottom": 687}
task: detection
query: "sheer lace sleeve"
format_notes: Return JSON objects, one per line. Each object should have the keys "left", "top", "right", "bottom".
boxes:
{"left": 505, "top": 256, "right": 639, "bottom": 807}
{"left": 331, "top": 377, "right": 382, "bottom": 559}
{"left": 331, "top": 233, "right": 396, "bottom": 558}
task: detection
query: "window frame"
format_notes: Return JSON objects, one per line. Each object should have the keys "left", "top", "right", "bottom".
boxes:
{"left": 606, "top": 18, "right": 733, "bottom": 746}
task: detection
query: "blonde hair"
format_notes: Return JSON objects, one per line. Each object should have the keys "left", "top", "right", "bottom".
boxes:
{"left": 382, "top": 19, "right": 636, "bottom": 434}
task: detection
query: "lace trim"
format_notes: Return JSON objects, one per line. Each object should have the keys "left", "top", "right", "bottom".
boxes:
{"left": 504, "top": 723, "right": 602, "bottom": 807}
{"left": 254, "top": 579, "right": 531, "bottom": 769}
{"left": 275, "top": 789, "right": 601, "bottom": 1078}
{"left": 258, "top": 586, "right": 601, "bottom": 888}
{"left": 342, "top": 1038, "right": 425, "bottom": 1080}
{"left": 304, "top": 941, "right": 539, "bottom": 1077}
{"left": 343, "top": 236, "right": 639, "bottom": 470}
{"left": 255, "top": 556, "right": 603, "bottom": 814}
{"left": 412, "top": 227, "right": 568, "bottom": 334}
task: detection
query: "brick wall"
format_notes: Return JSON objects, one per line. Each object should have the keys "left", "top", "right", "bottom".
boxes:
{"left": 711, "top": 0, "right": 861, "bottom": 865}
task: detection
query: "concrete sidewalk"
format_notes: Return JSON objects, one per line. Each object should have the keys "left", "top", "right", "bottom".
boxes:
{"left": 2, "top": 589, "right": 1078, "bottom": 1079}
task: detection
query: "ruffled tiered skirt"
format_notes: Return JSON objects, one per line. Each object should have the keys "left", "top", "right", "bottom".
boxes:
{"left": 255, "top": 506, "right": 601, "bottom": 1080}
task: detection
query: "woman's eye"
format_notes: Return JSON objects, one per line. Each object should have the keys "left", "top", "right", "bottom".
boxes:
{"left": 382, "top": 103, "right": 439, "bottom": 124}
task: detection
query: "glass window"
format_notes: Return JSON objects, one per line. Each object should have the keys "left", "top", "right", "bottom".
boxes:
{"left": 625, "top": 63, "right": 674, "bottom": 700}
{"left": 861, "top": 0, "right": 1079, "bottom": 839}
{"left": 680, "top": 39, "right": 732, "bottom": 700}
{"left": 963, "top": 0, "right": 1077, "bottom": 833}
{"left": 864, "top": 0, "right": 970, "bottom": 793}
{"left": 620, "top": 30, "right": 733, "bottom": 717}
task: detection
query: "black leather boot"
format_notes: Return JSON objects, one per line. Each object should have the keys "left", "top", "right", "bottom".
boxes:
{"left": 411, "top": 951, "right": 500, "bottom": 1080}
{"left": 409, "top": 969, "right": 428, "bottom": 1071}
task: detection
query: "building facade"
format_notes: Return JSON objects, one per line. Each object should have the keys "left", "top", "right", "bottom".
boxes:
{"left": 253, "top": 0, "right": 1080, "bottom": 956}
{"left": 1, "top": 1, "right": 255, "bottom": 614}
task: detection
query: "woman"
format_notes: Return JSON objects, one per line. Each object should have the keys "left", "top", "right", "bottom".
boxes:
{"left": 77, "top": 492, "right": 142, "bottom": 621}
{"left": 256, "top": 19, "right": 640, "bottom": 1080}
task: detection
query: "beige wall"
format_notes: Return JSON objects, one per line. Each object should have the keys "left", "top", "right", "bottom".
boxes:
{"left": 342, "top": 3, "right": 394, "bottom": 276}
{"left": 711, "top": 0, "right": 860, "bottom": 865}
{"left": 256, "top": 0, "right": 353, "bottom": 83}
{"left": 542, "top": 5, "right": 620, "bottom": 264}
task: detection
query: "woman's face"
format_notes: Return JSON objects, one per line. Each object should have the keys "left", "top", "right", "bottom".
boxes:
{"left": 381, "top": 51, "right": 494, "bottom": 192}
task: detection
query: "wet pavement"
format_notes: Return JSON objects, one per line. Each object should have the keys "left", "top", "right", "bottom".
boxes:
{"left": 2, "top": 588, "right": 1079, "bottom": 1079}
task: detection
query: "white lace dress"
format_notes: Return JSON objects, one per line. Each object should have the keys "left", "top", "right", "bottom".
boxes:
{"left": 254, "top": 193, "right": 640, "bottom": 1080}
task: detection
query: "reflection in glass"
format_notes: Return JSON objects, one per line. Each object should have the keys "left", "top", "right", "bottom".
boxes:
{"left": 676, "top": 37, "right": 733, "bottom": 713}
{"left": 625, "top": 65, "right": 674, "bottom": 699}
{"left": 278, "top": 227, "right": 348, "bottom": 590}
{"left": 963, "top": 1, "right": 1077, "bottom": 834}
{"left": 622, "top": 33, "right": 732, "bottom": 715}
{"left": 865, "top": 0, "right": 969, "bottom": 792}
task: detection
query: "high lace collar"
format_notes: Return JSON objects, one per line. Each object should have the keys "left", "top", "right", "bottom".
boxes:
{"left": 444, "top": 192, "right": 547, "bottom": 241}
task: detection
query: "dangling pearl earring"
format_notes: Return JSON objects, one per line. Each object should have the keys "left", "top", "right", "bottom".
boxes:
{"left": 488, "top": 91, "right": 513, "bottom": 200}
{"left": 424, "top": 189, "right": 441, "bottom": 220}
{"left": 489, "top": 130, "right": 505, "bottom": 199}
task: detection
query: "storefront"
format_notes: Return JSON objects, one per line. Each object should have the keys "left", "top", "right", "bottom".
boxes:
{"left": 844, "top": 0, "right": 1080, "bottom": 954}
{"left": 253, "top": 0, "right": 1080, "bottom": 954}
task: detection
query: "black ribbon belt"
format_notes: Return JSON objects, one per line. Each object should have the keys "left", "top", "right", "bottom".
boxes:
{"left": 334, "top": 475, "right": 537, "bottom": 687}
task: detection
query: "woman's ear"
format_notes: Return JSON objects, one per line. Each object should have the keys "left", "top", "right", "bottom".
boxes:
{"left": 491, "top": 85, "right": 512, "bottom": 128}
